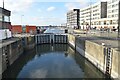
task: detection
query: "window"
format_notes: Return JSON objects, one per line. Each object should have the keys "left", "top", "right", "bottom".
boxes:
{"left": 112, "top": 20, "right": 117, "bottom": 24}
{"left": 115, "top": 14, "right": 118, "bottom": 17}
{"left": 101, "top": 21, "right": 104, "bottom": 25}
{"left": 104, "top": 21, "right": 106, "bottom": 25}
{"left": 4, "top": 16, "right": 10, "bottom": 22}
{"left": 106, "top": 21, "right": 109, "bottom": 25}
{"left": 0, "top": 14, "right": 2, "bottom": 21}
{"left": 110, "top": 20, "right": 112, "bottom": 24}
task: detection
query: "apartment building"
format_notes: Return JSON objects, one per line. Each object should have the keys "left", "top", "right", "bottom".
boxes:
{"left": 80, "top": 0, "right": 120, "bottom": 31}
{"left": 80, "top": 2, "right": 107, "bottom": 30}
{"left": 107, "top": 0, "right": 119, "bottom": 30}
{"left": 67, "top": 9, "right": 80, "bottom": 29}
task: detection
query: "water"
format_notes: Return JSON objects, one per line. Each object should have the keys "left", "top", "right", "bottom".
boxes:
{"left": 44, "top": 28, "right": 65, "bottom": 34}
{"left": 2, "top": 44, "right": 106, "bottom": 78}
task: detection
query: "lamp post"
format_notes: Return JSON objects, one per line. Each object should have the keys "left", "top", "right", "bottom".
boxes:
{"left": 2, "top": 0, "right": 4, "bottom": 29}
{"left": 3, "top": 0, "right": 4, "bottom": 9}
{"left": 90, "top": 0, "right": 92, "bottom": 31}
{"left": 118, "top": 0, "right": 120, "bottom": 38}
{"left": 21, "top": 15, "right": 24, "bottom": 25}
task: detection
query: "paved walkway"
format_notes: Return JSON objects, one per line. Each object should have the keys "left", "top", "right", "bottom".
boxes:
{"left": 72, "top": 30, "right": 120, "bottom": 51}
{"left": 0, "top": 38, "right": 20, "bottom": 48}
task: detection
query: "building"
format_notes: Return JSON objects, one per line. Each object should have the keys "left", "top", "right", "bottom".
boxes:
{"left": 0, "top": 7, "right": 11, "bottom": 30}
{"left": 80, "top": 0, "right": 120, "bottom": 31}
{"left": 26, "top": 25, "right": 36, "bottom": 34}
{"left": 67, "top": 9, "right": 80, "bottom": 29}
{"left": 80, "top": 2, "right": 107, "bottom": 30}
{"left": 11, "top": 25, "right": 36, "bottom": 34}
{"left": 11, "top": 25, "right": 22, "bottom": 34}
{"left": 60, "top": 23, "right": 67, "bottom": 28}
{"left": 0, "top": 7, "right": 12, "bottom": 40}
{"left": 106, "top": 0, "right": 119, "bottom": 30}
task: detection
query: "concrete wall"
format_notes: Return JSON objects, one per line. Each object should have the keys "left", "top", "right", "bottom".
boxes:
{"left": 22, "top": 36, "right": 35, "bottom": 50}
{"left": 85, "top": 41, "right": 105, "bottom": 72}
{"left": 111, "top": 49, "right": 120, "bottom": 78}
{"left": 68, "top": 34, "right": 120, "bottom": 78}
{"left": 0, "top": 35, "right": 35, "bottom": 79}
{"left": 68, "top": 34, "right": 75, "bottom": 48}
{"left": 1, "top": 38, "right": 23, "bottom": 76}
{"left": 0, "top": 46, "right": 2, "bottom": 80}
{"left": 8, "top": 39, "right": 23, "bottom": 65}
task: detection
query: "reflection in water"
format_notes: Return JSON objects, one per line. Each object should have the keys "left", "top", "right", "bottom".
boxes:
{"left": 64, "top": 52, "right": 68, "bottom": 57}
{"left": 2, "top": 47, "right": 37, "bottom": 78}
{"left": 2, "top": 44, "right": 106, "bottom": 78}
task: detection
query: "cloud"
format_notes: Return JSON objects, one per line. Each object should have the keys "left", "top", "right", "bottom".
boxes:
{"left": 65, "top": 0, "right": 106, "bottom": 11}
{"left": 30, "top": 16, "right": 66, "bottom": 26}
{"left": 47, "top": 6, "right": 56, "bottom": 11}
{"left": 100, "top": 0, "right": 111, "bottom": 1}
{"left": 29, "top": 69, "right": 47, "bottom": 78}
{"left": 65, "top": 0, "right": 89, "bottom": 10}
{"left": 0, "top": 0, "right": 35, "bottom": 14}
{"left": 65, "top": 3, "right": 77, "bottom": 10}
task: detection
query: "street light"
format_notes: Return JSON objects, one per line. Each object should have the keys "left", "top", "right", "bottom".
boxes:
{"left": 2, "top": 0, "right": 4, "bottom": 29}
{"left": 90, "top": 0, "right": 92, "bottom": 30}
{"left": 118, "top": 0, "right": 120, "bottom": 38}
{"left": 3, "top": 0, "right": 4, "bottom": 9}
{"left": 21, "top": 15, "right": 24, "bottom": 25}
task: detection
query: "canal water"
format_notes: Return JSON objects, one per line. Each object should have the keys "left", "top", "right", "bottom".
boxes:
{"left": 2, "top": 44, "right": 106, "bottom": 78}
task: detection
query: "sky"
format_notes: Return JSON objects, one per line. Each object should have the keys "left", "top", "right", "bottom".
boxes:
{"left": 0, "top": 0, "right": 110, "bottom": 26}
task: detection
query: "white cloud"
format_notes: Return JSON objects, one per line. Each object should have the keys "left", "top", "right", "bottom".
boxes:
{"left": 65, "top": 0, "right": 89, "bottom": 10}
{"left": 29, "top": 69, "right": 47, "bottom": 78}
{"left": 65, "top": 3, "right": 77, "bottom": 10}
{"left": 100, "top": 0, "right": 111, "bottom": 1}
{"left": 0, "top": 0, "right": 35, "bottom": 14}
{"left": 47, "top": 6, "right": 56, "bottom": 11}
{"left": 65, "top": 0, "right": 109, "bottom": 11}
{"left": 29, "top": 16, "right": 66, "bottom": 26}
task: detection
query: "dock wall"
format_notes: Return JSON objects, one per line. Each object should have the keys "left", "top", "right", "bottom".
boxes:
{"left": 1, "top": 35, "right": 35, "bottom": 79}
{"left": 0, "top": 45, "right": 2, "bottom": 80}
{"left": 1, "top": 33, "right": 119, "bottom": 79}
{"left": 68, "top": 34, "right": 120, "bottom": 78}
{"left": 1, "top": 38, "right": 23, "bottom": 76}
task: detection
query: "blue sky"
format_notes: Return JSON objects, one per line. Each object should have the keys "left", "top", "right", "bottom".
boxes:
{"left": 0, "top": 0, "right": 109, "bottom": 26}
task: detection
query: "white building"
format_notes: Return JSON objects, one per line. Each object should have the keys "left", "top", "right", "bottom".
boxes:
{"left": 80, "top": 0, "right": 120, "bottom": 31}
{"left": 0, "top": 7, "right": 12, "bottom": 40}
{"left": 80, "top": 2, "right": 107, "bottom": 30}
{"left": 107, "top": 0, "right": 119, "bottom": 29}
{"left": 67, "top": 9, "right": 80, "bottom": 29}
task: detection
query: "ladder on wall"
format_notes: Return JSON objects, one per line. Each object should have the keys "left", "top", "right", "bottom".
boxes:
{"left": 3, "top": 46, "right": 10, "bottom": 68}
{"left": 105, "top": 47, "right": 113, "bottom": 77}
